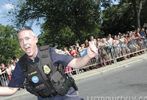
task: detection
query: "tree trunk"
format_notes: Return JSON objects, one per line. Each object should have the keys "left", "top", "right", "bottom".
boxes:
{"left": 131, "top": 0, "right": 137, "bottom": 28}
{"left": 137, "top": 0, "right": 143, "bottom": 28}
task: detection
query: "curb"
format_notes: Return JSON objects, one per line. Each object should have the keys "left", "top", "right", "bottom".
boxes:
{"left": 73, "top": 53, "right": 147, "bottom": 81}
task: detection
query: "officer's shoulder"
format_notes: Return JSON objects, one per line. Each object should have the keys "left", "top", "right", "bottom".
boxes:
{"left": 18, "top": 54, "right": 28, "bottom": 66}
{"left": 19, "top": 54, "right": 27, "bottom": 61}
{"left": 51, "top": 48, "right": 66, "bottom": 55}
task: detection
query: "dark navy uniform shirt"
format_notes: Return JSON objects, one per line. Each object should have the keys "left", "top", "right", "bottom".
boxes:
{"left": 8, "top": 48, "right": 73, "bottom": 88}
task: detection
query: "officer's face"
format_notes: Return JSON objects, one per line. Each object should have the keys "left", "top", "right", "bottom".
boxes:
{"left": 18, "top": 30, "right": 38, "bottom": 58}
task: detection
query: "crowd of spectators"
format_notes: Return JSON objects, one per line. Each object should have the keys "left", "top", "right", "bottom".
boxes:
{"left": 0, "top": 57, "right": 18, "bottom": 86}
{"left": 63, "top": 27, "right": 147, "bottom": 74}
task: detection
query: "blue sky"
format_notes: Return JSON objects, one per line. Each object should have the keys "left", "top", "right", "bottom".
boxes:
{"left": 0, "top": 0, "right": 41, "bottom": 35}
{"left": 0, "top": 0, "right": 15, "bottom": 25}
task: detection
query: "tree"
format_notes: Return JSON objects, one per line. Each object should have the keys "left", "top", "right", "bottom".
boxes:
{"left": 100, "top": 0, "right": 147, "bottom": 34}
{"left": 141, "top": 0, "right": 147, "bottom": 25}
{"left": 12, "top": 0, "right": 100, "bottom": 46}
{"left": 119, "top": 0, "right": 147, "bottom": 28}
{"left": 102, "top": 2, "right": 134, "bottom": 34}
{"left": 0, "top": 25, "right": 22, "bottom": 64}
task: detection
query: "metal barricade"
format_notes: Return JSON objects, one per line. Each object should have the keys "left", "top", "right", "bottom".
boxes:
{"left": 71, "top": 38, "right": 147, "bottom": 75}
{"left": 0, "top": 71, "right": 9, "bottom": 86}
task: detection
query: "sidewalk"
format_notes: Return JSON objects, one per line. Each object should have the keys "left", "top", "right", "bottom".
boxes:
{"left": 73, "top": 53, "right": 147, "bottom": 81}
{"left": 1, "top": 53, "right": 147, "bottom": 99}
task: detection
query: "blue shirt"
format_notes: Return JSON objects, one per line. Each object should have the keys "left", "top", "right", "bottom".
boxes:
{"left": 79, "top": 48, "right": 87, "bottom": 57}
{"left": 140, "top": 31, "right": 146, "bottom": 37}
{"left": 8, "top": 48, "right": 73, "bottom": 88}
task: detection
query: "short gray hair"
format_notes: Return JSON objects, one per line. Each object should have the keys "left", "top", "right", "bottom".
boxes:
{"left": 18, "top": 26, "right": 33, "bottom": 33}
{"left": 17, "top": 26, "right": 36, "bottom": 37}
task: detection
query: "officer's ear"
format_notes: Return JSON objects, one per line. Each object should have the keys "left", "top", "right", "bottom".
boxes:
{"left": 35, "top": 36, "right": 38, "bottom": 43}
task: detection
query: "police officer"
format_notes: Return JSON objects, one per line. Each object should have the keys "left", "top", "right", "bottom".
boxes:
{"left": 0, "top": 27, "right": 98, "bottom": 100}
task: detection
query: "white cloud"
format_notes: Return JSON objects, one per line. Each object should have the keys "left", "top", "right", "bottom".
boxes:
{"left": 2, "top": 3, "right": 14, "bottom": 10}
{"left": 0, "top": 3, "right": 14, "bottom": 18}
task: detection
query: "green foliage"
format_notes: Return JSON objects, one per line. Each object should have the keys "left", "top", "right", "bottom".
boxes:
{"left": 38, "top": 24, "right": 101, "bottom": 48}
{"left": 13, "top": 0, "right": 100, "bottom": 46}
{"left": 101, "top": 0, "right": 147, "bottom": 34}
{"left": 102, "top": 3, "right": 134, "bottom": 34}
{"left": 38, "top": 27, "right": 76, "bottom": 47}
{"left": 0, "top": 25, "right": 22, "bottom": 64}
{"left": 12, "top": 0, "right": 147, "bottom": 44}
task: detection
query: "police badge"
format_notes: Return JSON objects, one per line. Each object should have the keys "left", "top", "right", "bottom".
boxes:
{"left": 43, "top": 65, "right": 51, "bottom": 74}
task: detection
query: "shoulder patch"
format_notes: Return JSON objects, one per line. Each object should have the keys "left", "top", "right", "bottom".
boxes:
{"left": 55, "top": 49, "right": 66, "bottom": 55}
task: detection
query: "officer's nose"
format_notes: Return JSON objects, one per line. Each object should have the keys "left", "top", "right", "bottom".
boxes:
{"left": 23, "top": 39, "right": 29, "bottom": 47}
{"left": 23, "top": 39, "right": 27, "bottom": 45}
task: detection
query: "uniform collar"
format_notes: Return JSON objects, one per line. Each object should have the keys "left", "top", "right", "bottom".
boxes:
{"left": 26, "top": 47, "right": 40, "bottom": 63}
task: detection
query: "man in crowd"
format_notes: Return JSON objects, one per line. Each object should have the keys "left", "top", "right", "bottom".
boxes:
{"left": 0, "top": 26, "right": 98, "bottom": 100}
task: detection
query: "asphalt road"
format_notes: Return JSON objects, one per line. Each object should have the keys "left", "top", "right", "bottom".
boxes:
{"left": 1, "top": 54, "right": 147, "bottom": 100}
{"left": 78, "top": 58, "right": 147, "bottom": 100}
